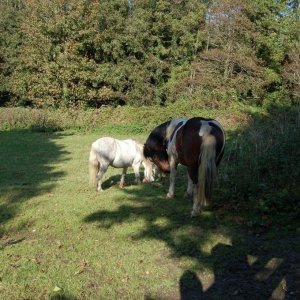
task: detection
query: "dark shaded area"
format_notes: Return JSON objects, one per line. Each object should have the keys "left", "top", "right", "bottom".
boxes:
{"left": 178, "top": 236, "right": 300, "bottom": 299}
{"left": 217, "top": 104, "right": 300, "bottom": 225}
{"left": 179, "top": 270, "right": 203, "bottom": 300}
{"left": 50, "top": 294, "right": 77, "bottom": 300}
{"left": 84, "top": 104, "right": 300, "bottom": 299}
{"left": 101, "top": 173, "right": 141, "bottom": 190}
{"left": 0, "top": 130, "right": 69, "bottom": 238}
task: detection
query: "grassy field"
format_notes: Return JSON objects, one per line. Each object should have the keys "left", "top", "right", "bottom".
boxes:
{"left": 0, "top": 106, "right": 299, "bottom": 299}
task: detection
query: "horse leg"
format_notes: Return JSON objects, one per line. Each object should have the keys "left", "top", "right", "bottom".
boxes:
{"left": 186, "top": 166, "right": 201, "bottom": 217}
{"left": 191, "top": 184, "right": 200, "bottom": 217}
{"left": 119, "top": 167, "right": 127, "bottom": 188}
{"left": 184, "top": 173, "right": 193, "bottom": 199}
{"left": 132, "top": 163, "right": 141, "bottom": 184}
{"left": 167, "top": 156, "right": 177, "bottom": 198}
{"left": 142, "top": 160, "right": 155, "bottom": 183}
{"left": 96, "top": 164, "right": 109, "bottom": 192}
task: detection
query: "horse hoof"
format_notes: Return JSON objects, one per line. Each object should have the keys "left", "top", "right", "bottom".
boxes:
{"left": 191, "top": 210, "right": 200, "bottom": 217}
{"left": 166, "top": 192, "right": 174, "bottom": 199}
{"left": 184, "top": 192, "right": 192, "bottom": 199}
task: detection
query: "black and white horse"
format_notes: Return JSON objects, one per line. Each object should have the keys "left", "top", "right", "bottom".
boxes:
{"left": 144, "top": 118, "right": 225, "bottom": 216}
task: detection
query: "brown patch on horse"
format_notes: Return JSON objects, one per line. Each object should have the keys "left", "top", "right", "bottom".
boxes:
{"left": 153, "top": 157, "right": 170, "bottom": 173}
{"left": 175, "top": 118, "right": 202, "bottom": 183}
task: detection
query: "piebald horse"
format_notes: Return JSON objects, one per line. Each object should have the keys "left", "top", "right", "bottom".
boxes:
{"left": 89, "top": 137, "right": 155, "bottom": 191}
{"left": 144, "top": 117, "right": 225, "bottom": 216}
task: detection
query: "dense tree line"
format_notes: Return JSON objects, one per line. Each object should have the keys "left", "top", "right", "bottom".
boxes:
{"left": 0, "top": 0, "right": 299, "bottom": 108}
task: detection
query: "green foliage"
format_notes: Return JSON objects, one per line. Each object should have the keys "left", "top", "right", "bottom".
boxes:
{"left": 1, "top": 0, "right": 298, "bottom": 107}
{"left": 0, "top": 1, "right": 23, "bottom": 104}
{"left": 220, "top": 105, "right": 300, "bottom": 223}
{"left": 0, "top": 0, "right": 207, "bottom": 107}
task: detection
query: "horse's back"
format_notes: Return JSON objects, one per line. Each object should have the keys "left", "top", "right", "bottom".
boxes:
{"left": 178, "top": 117, "right": 225, "bottom": 165}
{"left": 92, "top": 137, "right": 117, "bottom": 164}
{"left": 113, "top": 139, "right": 142, "bottom": 167}
{"left": 115, "top": 139, "right": 137, "bottom": 154}
{"left": 176, "top": 120, "right": 201, "bottom": 166}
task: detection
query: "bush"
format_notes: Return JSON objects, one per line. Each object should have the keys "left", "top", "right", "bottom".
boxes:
{"left": 219, "top": 104, "right": 300, "bottom": 223}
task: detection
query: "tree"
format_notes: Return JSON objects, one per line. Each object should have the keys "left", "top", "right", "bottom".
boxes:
{"left": 0, "top": 0, "right": 299, "bottom": 108}
{"left": 170, "top": 0, "right": 266, "bottom": 106}
{"left": 8, "top": 0, "right": 106, "bottom": 107}
{"left": 0, "top": 1, "right": 23, "bottom": 105}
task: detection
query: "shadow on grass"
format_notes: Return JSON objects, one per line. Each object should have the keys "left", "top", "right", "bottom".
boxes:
{"left": 178, "top": 239, "right": 300, "bottom": 299}
{"left": 84, "top": 104, "right": 300, "bottom": 299}
{"left": 0, "top": 130, "right": 69, "bottom": 237}
{"left": 101, "top": 173, "right": 137, "bottom": 190}
{"left": 49, "top": 294, "right": 77, "bottom": 300}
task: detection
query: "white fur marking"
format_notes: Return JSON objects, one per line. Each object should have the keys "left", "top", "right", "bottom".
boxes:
{"left": 199, "top": 121, "right": 211, "bottom": 137}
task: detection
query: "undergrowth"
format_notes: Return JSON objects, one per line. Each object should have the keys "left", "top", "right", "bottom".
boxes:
{"left": 218, "top": 105, "right": 300, "bottom": 226}
{"left": 0, "top": 102, "right": 247, "bottom": 133}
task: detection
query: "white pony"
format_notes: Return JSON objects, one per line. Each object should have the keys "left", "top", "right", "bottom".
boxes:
{"left": 89, "top": 137, "right": 155, "bottom": 191}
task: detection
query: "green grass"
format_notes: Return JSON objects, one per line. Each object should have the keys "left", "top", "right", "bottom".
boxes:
{"left": 0, "top": 130, "right": 235, "bottom": 299}
{"left": 1, "top": 105, "right": 300, "bottom": 299}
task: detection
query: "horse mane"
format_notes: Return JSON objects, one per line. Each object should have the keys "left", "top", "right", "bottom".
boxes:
{"left": 134, "top": 140, "right": 145, "bottom": 156}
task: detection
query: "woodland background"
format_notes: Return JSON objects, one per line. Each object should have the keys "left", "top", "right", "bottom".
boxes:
{"left": 0, "top": 0, "right": 299, "bottom": 109}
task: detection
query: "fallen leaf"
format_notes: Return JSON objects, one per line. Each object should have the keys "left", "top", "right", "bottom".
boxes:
{"left": 74, "top": 269, "right": 84, "bottom": 275}
{"left": 1, "top": 234, "right": 9, "bottom": 240}
{"left": 53, "top": 286, "right": 62, "bottom": 292}
{"left": 77, "top": 259, "right": 88, "bottom": 268}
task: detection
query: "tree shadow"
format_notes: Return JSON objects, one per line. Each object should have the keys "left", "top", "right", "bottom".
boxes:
{"left": 101, "top": 172, "right": 145, "bottom": 190}
{"left": 84, "top": 104, "right": 300, "bottom": 299}
{"left": 49, "top": 293, "right": 77, "bottom": 300}
{"left": 179, "top": 236, "right": 300, "bottom": 299}
{"left": 0, "top": 129, "right": 70, "bottom": 238}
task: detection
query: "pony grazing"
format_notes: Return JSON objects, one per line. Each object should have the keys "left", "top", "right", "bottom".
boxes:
{"left": 144, "top": 117, "right": 225, "bottom": 217}
{"left": 89, "top": 137, "right": 154, "bottom": 191}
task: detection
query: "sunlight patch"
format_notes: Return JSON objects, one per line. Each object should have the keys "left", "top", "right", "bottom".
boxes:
{"left": 199, "top": 271, "right": 215, "bottom": 292}
{"left": 247, "top": 254, "right": 258, "bottom": 266}
{"left": 200, "top": 235, "right": 232, "bottom": 255}
{"left": 270, "top": 277, "right": 287, "bottom": 299}
{"left": 255, "top": 257, "right": 283, "bottom": 281}
{"left": 153, "top": 217, "right": 170, "bottom": 227}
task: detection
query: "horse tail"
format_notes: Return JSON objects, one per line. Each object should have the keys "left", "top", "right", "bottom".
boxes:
{"left": 198, "top": 132, "right": 217, "bottom": 208}
{"left": 89, "top": 144, "right": 99, "bottom": 187}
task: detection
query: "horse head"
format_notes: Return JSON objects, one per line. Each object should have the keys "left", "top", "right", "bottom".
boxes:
{"left": 144, "top": 118, "right": 187, "bottom": 173}
{"left": 143, "top": 144, "right": 170, "bottom": 173}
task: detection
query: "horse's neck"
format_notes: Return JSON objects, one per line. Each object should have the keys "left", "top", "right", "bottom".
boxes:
{"left": 135, "top": 142, "right": 144, "bottom": 158}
